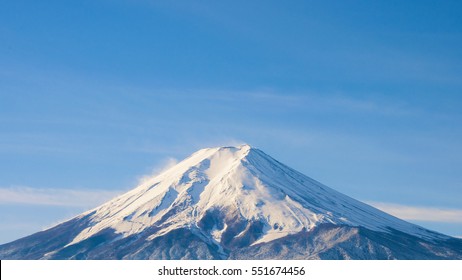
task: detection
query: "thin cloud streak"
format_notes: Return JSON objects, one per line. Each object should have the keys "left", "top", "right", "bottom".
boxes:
{"left": 369, "top": 201, "right": 462, "bottom": 223}
{"left": 0, "top": 187, "right": 122, "bottom": 208}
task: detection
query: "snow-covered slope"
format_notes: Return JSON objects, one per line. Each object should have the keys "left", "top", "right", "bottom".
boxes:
{"left": 1, "top": 145, "right": 461, "bottom": 259}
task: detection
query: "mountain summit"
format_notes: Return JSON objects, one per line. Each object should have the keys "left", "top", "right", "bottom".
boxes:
{"left": 1, "top": 145, "right": 461, "bottom": 259}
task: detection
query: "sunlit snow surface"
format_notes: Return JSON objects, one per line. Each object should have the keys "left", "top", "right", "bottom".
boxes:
{"left": 68, "top": 145, "right": 442, "bottom": 247}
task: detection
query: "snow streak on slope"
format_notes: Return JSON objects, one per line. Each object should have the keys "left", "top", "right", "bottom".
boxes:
{"left": 67, "top": 145, "right": 442, "bottom": 247}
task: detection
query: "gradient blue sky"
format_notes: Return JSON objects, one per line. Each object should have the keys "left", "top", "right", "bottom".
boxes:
{"left": 1, "top": 0, "right": 462, "bottom": 243}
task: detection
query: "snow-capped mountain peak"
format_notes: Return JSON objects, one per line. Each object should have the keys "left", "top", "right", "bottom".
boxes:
{"left": 67, "top": 145, "right": 441, "bottom": 248}
{"left": 3, "top": 145, "right": 460, "bottom": 260}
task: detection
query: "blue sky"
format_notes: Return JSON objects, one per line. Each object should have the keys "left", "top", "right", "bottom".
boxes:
{"left": 1, "top": 0, "right": 462, "bottom": 243}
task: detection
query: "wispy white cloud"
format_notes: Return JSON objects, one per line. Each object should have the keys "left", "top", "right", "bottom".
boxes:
{"left": 242, "top": 90, "right": 416, "bottom": 117}
{"left": 142, "top": 88, "right": 416, "bottom": 118}
{"left": 369, "top": 201, "right": 462, "bottom": 223}
{"left": 323, "top": 95, "right": 415, "bottom": 117}
{"left": 0, "top": 187, "right": 122, "bottom": 208}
